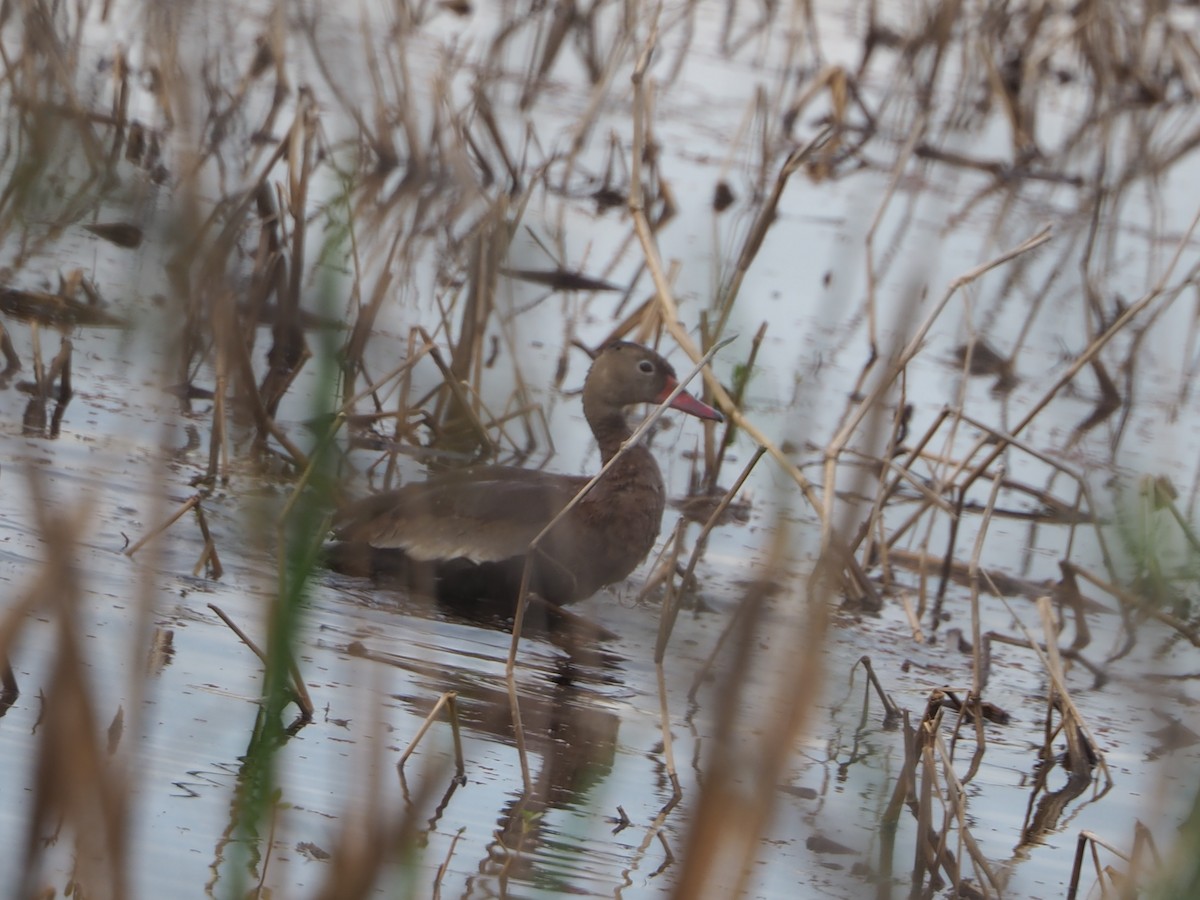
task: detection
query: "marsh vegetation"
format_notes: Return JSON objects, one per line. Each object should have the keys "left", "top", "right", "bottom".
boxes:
{"left": 2, "top": 1, "right": 1200, "bottom": 897}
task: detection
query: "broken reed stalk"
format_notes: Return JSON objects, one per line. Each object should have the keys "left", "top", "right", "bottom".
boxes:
{"left": 649, "top": 518, "right": 687, "bottom": 627}
{"left": 207, "top": 603, "right": 314, "bottom": 719}
{"left": 192, "top": 501, "right": 223, "bottom": 579}
{"left": 397, "top": 691, "right": 465, "bottom": 781}
{"left": 206, "top": 296, "right": 230, "bottom": 484}
{"left": 913, "top": 715, "right": 940, "bottom": 891}
{"left": 124, "top": 492, "right": 201, "bottom": 557}
{"left": 931, "top": 727, "right": 1004, "bottom": 895}
{"left": 863, "top": 110, "right": 928, "bottom": 353}
{"left": 655, "top": 661, "right": 682, "bottom": 799}
{"left": 943, "top": 689, "right": 988, "bottom": 787}
{"left": 981, "top": 628, "right": 1108, "bottom": 689}
{"left": 432, "top": 827, "right": 466, "bottom": 899}
{"left": 415, "top": 327, "right": 498, "bottom": 455}
{"left": 1000, "top": 594, "right": 1112, "bottom": 787}
{"left": 910, "top": 710, "right": 987, "bottom": 896}
{"left": 1066, "top": 829, "right": 1133, "bottom": 900}
{"left": 505, "top": 669, "right": 533, "bottom": 794}
{"left": 853, "top": 377, "right": 910, "bottom": 587}
{"left": 338, "top": 335, "right": 434, "bottom": 418}
{"left": 657, "top": 444, "right": 767, "bottom": 663}
{"left": 1036, "top": 598, "right": 1095, "bottom": 779}
{"left": 850, "top": 655, "right": 902, "bottom": 725}
{"left": 899, "top": 590, "right": 926, "bottom": 642}
{"left": 258, "top": 97, "right": 318, "bottom": 420}
{"left": 968, "top": 465, "right": 1005, "bottom": 696}
{"left": 711, "top": 127, "right": 834, "bottom": 339}
{"left": 1066, "top": 562, "right": 1200, "bottom": 649}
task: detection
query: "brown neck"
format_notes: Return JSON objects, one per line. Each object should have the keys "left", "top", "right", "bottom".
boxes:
{"left": 583, "top": 397, "right": 636, "bottom": 464}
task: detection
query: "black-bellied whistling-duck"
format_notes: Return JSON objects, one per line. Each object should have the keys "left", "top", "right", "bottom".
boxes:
{"left": 327, "top": 341, "right": 722, "bottom": 612}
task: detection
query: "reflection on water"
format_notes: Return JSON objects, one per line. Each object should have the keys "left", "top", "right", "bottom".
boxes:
{"left": 2, "top": 430, "right": 1199, "bottom": 897}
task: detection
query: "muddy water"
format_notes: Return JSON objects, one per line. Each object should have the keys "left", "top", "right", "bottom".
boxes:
{"left": 4, "top": 0, "right": 1200, "bottom": 898}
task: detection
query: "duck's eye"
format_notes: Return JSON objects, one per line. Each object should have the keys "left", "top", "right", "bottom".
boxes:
{"left": 638, "top": 360, "right": 655, "bottom": 375}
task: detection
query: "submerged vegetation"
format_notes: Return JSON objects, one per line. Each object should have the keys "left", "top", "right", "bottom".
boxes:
{"left": 2, "top": 0, "right": 1200, "bottom": 897}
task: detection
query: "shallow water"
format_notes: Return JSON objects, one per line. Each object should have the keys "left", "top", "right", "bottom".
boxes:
{"left": 3, "top": 1, "right": 1200, "bottom": 898}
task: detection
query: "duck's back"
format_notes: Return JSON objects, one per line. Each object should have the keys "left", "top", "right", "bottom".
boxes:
{"left": 328, "top": 449, "right": 666, "bottom": 608}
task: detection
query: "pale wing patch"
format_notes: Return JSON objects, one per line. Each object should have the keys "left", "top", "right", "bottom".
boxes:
{"left": 367, "top": 514, "right": 544, "bottom": 563}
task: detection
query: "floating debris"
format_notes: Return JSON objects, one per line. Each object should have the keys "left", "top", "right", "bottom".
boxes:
{"left": 0, "top": 286, "right": 127, "bottom": 328}
{"left": 83, "top": 221, "right": 144, "bottom": 249}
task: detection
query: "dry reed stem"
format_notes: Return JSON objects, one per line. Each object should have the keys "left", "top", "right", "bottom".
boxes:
{"left": 969, "top": 466, "right": 1005, "bottom": 697}
{"left": 1066, "top": 563, "right": 1200, "bottom": 649}
{"left": 712, "top": 127, "right": 834, "bottom": 339}
{"left": 943, "top": 691, "right": 988, "bottom": 787}
{"left": 1000, "top": 594, "right": 1112, "bottom": 787}
{"left": 899, "top": 591, "right": 926, "bottom": 643}
{"left": 655, "top": 660, "right": 682, "bottom": 799}
{"left": 913, "top": 721, "right": 940, "bottom": 891}
{"left": 851, "top": 655, "right": 902, "bottom": 724}
{"left": 824, "top": 225, "right": 1052, "bottom": 471}
{"left": 397, "top": 691, "right": 465, "bottom": 780}
{"left": 854, "top": 405, "right": 951, "bottom": 559}
{"left": 1067, "top": 829, "right": 1134, "bottom": 900}
{"left": 924, "top": 203, "right": 1200, "bottom": 536}
{"left": 646, "top": 517, "right": 687, "bottom": 627}
{"left": 207, "top": 603, "right": 314, "bottom": 719}
{"left": 124, "top": 492, "right": 200, "bottom": 557}
{"left": 504, "top": 667, "right": 533, "bottom": 794}
{"left": 882, "top": 407, "right": 1116, "bottom": 589}
{"left": 863, "top": 110, "right": 929, "bottom": 353}
{"left": 206, "top": 295, "right": 231, "bottom": 484}
{"left": 981, "top": 629, "right": 1108, "bottom": 690}
{"left": 846, "top": 444, "right": 957, "bottom": 514}
{"left": 629, "top": 37, "right": 879, "bottom": 606}
{"left": 657, "top": 445, "right": 766, "bottom": 663}
{"left": 431, "top": 827, "right": 466, "bottom": 899}
{"left": 931, "top": 728, "right": 1004, "bottom": 895}
{"left": 227, "top": 315, "right": 312, "bottom": 471}
{"left": 192, "top": 501, "right": 223, "bottom": 579}
{"left": 416, "top": 326, "right": 498, "bottom": 454}
{"left": 911, "top": 722, "right": 980, "bottom": 897}
{"left": 706, "top": 322, "right": 766, "bottom": 491}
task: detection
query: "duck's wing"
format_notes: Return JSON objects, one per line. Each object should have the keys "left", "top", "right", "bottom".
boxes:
{"left": 333, "top": 467, "right": 587, "bottom": 564}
